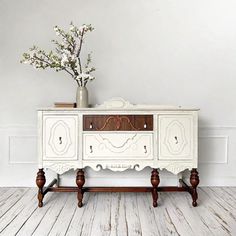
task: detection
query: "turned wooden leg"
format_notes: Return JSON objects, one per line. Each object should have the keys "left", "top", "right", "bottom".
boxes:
{"left": 151, "top": 169, "right": 160, "bottom": 207}
{"left": 36, "top": 168, "right": 46, "bottom": 207}
{"left": 76, "top": 169, "right": 85, "bottom": 208}
{"left": 190, "top": 168, "right": 200, "bottom": 207}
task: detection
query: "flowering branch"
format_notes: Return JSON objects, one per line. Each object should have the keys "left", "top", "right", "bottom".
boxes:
{"left": 20, "top": 23, "right": 95, "bottom": 87}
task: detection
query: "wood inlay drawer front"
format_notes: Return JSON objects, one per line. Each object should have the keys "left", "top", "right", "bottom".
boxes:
{"left": 83, "top": 133, "right": 153, "bottom": 160}
{"left": 83, "top": 115, "right": 153, "bottom": 131}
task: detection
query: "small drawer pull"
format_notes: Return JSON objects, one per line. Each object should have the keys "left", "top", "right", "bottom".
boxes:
{"left": 89, "top": 123, "right": 93, "bottom": 129}
{"left": 90, "top": 145, "right": 93, "bottom": 153}
{"left": 144, "top": 123, "right": 147, "bottom": 129}
{"left": 174, "top": 136, "right": 178, "bottom": 144}
{"left": 59, "top": 137, "right": 62, "bottom": 144}
{"left": 144, "top": 145, "right": 147, "bottom": 153}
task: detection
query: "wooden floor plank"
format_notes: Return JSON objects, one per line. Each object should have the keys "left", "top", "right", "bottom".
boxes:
{"left": 0, "top": 188, "right": 35, "bottom": 234}
{"left": 209, "top": 187, "right": 236, "bottom": 214}
{"left": 89, "top": 193, "right": 111, "bottom": 236}
{"left": 109, "top": 193, "right": 128, "bottom": 236}
{"left": 65, "top": 193, "right": 96, "bottom": 236}
{"left": 124, "top": 193, "right": 142, "bottom": 236}
{"left": 160, "top": 192, "right": 196, "bottom": 236}
{"left": 48, "top": 193, "right": 77, "bottom": 236}
{"left": 185, "top": 188, "right": 231, "bottom": 236}
{"left": 224, "top": 187, "right": 236, "bottom": 198}
{"left": 151, "top": 192, "right": 181, "bottom": 236}
{"left": 32, "top": 193, "right": 69, "bottom": 236}
{"left": 0, "top": 188, "right": 13, "bottom": 199}
{"left": 16, "top": 192, "right": 58, "bottom": 236}
{"left": 208, "top": 187, "right": 236, "bottom": 212}
{"left": 0, "top": 188, "right": 18, "bottom": 203}
{"left": 0, "top": 187, "right": 235, "bottom": 236}
{"left": 168, "top": 191, "right": 213, "bottom": 236}
{"left": 137, "top": 193, "right": 162, "bottom": 236}
{"left": 0, "top": 188, "right": 28, "bottom": 219}
{"left": 200, "top": 188, "right": 236, "bottom": 235}
{"left": 206, "top": 187, "right": 236, "bottom": 215}
{"left": 0, "top": 189, "right": 38, "bottom": 236}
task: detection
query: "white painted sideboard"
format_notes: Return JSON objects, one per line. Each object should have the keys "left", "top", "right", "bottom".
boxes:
{"left": 36, "top": 98, "right": 200, "bottom": 208}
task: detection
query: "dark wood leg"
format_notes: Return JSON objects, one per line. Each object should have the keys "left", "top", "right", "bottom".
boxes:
{"left": 36, "top": 168, "right": 46, "bottom": 207}
{"left": 190, "top": 168, "right": 199, "bottom": 207}
{"left": 151, "top": 168, "right": 160, "bottom": 207}
{"left": 76, "top": 169, "right": 85, "bottom": 208}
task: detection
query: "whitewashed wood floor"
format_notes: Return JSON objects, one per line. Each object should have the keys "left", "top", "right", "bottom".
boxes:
{"left": 0, "top": 187, "right": 236, "bottom": 236}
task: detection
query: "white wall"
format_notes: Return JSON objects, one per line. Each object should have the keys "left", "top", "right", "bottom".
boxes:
{"left": 1, "top": 0, "right": 236, "bottom": 186}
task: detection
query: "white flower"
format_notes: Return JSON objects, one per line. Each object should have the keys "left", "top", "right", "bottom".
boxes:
{"left": 79, "top": 25, "right": 87, "bottom": 32}
{"left": 61, "top": 54, "right": 68, "bottom": 66}
{"left": 54, "top": 26, "right": 60, "bottom": 36}
{"left": 63, "top": 49, "right": 71, "bottom": 55}
{"left": 70, "top": 26, "right": 75, "bottom": 31}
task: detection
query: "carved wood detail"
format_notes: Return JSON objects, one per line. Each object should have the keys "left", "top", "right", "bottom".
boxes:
{"left": 44, "top": 162, "right": 78, "bottom": 174}
{"left": 76, "top": 169, "right": 85, "bottom": 207}
{"left": 159, "top": 163, "right": 193, "bottom": 174}
{"left": 36, "top": 168, "right": 46, "bottom": 207}
{"left": 190, "top": 168, "right": 200, "bottom": 207}
{"left": 96, "top": 97, "right": 134, "bottom": 109}
{"left": 83, "top": 162, "right": 152, "bottom": 172}
{"left": 151, "top": 169, "right": 160, "bottom": 207}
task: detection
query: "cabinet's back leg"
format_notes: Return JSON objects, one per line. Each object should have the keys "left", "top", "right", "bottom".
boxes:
{"left": 190, "top": 168, "right": 200, "bottom": 207}
{"left": 36, "top": 168, "right": 46, "bottom": 207}
{"left": 76, "top": 169, "right": 85, "bottom": 207}
{"left": 151, "top": 169, "right": 160, "bottom": 207}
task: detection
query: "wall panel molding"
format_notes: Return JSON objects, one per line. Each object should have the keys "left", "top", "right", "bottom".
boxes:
{"left": 8, "top": 135, "right": 37, "bottom": 164}
{"left": 198, "top": 135, "right": 228, "bottom": 164}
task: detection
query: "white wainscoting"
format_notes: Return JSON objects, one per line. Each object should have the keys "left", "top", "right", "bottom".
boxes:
{"left": 0, "top": 125, "right": 236, "bottom": 187}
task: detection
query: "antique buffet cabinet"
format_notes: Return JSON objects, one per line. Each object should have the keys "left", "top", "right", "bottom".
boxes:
{"left": 36, "top": 98, "right": 199, "bottom": 208}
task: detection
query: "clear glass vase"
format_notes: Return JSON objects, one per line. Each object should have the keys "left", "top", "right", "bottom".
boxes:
{"left": 76, "top": 86, "right": 88, "bottom": 108}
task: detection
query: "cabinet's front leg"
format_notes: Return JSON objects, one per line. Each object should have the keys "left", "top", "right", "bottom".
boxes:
{"left": 151, "top": 168, "right": 160, "bottom": 207}
{"left": 76, "top": 169, "right": 85, "bottom": 208}
{"left": 36, "top": 168, "right": 46, "bottom": 207}
{"left": 190, "top": 168, "right": 200, "bottom": 207}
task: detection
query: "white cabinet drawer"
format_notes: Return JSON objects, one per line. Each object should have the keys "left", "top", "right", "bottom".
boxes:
{"left": 43, "top": 115, "right": 78, "bottom": 160}
{"left": 83, "top": 133, "right": 153, "bottom": 160}
{"left": 159, "top": 115, "right": 194, "bottom": 160}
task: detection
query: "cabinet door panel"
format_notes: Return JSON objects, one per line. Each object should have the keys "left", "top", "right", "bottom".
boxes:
{"left": 159, "top": 115, "right": 193, "bottom": 160}
{"left": 83, "top": 133, "right": 153, "bottom": 160}
{"left": 43, "top": 115, "right": 78, "bottom": 160}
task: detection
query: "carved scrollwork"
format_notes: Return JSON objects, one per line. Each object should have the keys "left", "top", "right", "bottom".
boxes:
{"left": 95, "top": 133, "right": 138, "bottom": 153}
{"left": 83, "top": 163, "right": 150, "bottom": 172}
{"left": 159, "top": 163, "right": 192, "bottom": 175}
{"left": 96, "top": 97, "right": 134, "bottom": 109}
{"left": 44, "top": 162, "right": 77, "bottom": 174}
